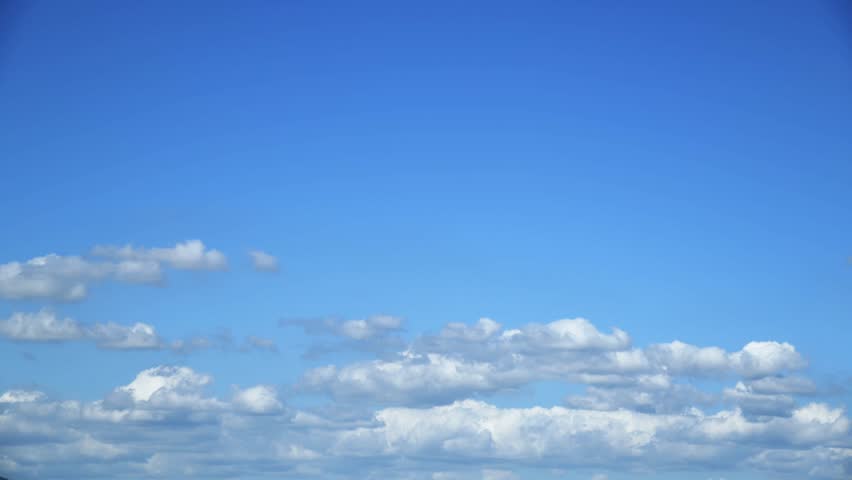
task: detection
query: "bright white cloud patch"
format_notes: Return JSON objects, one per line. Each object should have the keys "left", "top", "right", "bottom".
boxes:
{"left": 248, "top": 250, "right": 279, "bottom": 272}
{"left": 232, "top": 385, "right": 283, "bottom": 414}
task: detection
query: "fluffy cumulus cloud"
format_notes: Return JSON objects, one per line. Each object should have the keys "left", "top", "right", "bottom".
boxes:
{"left": 301, "top": 317, "right": 808, "bottom": 405}
{"left": 2, "top": 361, "right": 849, "bottom": 480}
{"left": 248, "top": 250, "right": 279, "bottom": 272}
{"left": 0, "top": 240, "right": 226, "bottom": 301}
{"left": 1, "top": 317, "right": 849, "bottom": 479}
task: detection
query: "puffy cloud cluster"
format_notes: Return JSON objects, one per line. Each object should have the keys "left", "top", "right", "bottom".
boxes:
{"left": 302, "top": 317, "right": 808, "bottom": 405}
{"left": 2, "top": 362, "right": 849, "bottom": 479}
{"left": 646, "top": 340, "right": 807, "bottom": 378}
{"left": 340, "top": 399, "right": 848, "bottom": 463}
{"left": 0, "top": 240, "right": 226, "bottom": 301}
{"left": 1, "top": 307, "right": 847, "bottom": 479}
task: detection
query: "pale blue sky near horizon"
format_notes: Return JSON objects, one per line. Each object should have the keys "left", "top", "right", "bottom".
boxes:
{"left": 0, "top": 2, "right": 851, "bottom": 479}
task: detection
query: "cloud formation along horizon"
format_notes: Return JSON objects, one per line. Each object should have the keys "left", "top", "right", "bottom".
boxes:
{"left": 0, "top": 240, "right": 849, "bottom": 478}
{"left": 1, "top": 315, "right": 850, "bottom": 479}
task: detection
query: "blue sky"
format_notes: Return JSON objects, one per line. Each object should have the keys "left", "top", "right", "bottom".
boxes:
{"left": 1, "top": 1, "right": 851, "bottom": 479}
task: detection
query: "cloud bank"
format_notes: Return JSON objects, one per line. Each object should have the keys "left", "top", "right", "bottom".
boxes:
{"left": 1, "top": 316, "right": 849, "bottom": 479}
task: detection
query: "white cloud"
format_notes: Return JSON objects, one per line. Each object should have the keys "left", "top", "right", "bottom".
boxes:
{"left": 232, "top": 385, "right": 283, "bottom": 414}
{"left": 303, "top": 352, "right": 523, "bottom": 404}
{"left": 112, "top": 366, "right": 225, "bottom": 410}
{"left": 284, "top": 314, "right": 404, "bottom": 340}
{"left": 87, "top": 321, "right": 163, "bottom": 349}
{"left": 302, "top": 317, "right": 808, "bottom": 405}
{"left": 723, "top": 381, "right": 796, "bottom": 416}
{"left": 92, "top": 239, "right": 227, "bottom": 271}
{"left": 0, "top": 310, "right": 165, "bottom": 349}
{"left": 341, "top": 399, "right": 849, "bottom": 462}
{"left": 0, "top": 240, "right": 226, "bottom": 301}
{"left": 746, "top": 375, "right": 816, "bottom": 394}
{"left": 508, "top": 318, "right": 631, "bottom": 351}
{"left": 441, "top": 317, "right": 502, "bottom": 341}
{"left": 0, "top": 254, "right": 122, "bottom": 301}
{"left": 0, "top": 310, "right": 274, "bottom": 354}
{"left": 0, "top": 390, "right": 46, "bottom": 403}
{"left": 248, "top": 250, "right": 278, "bottom": 272}
{"left": 648, "top": 340, "right": 806, "bottom": 378}
{"left": 0, "top": 309, "right": 84, "bottom": 341}
{"left": 566, "top": 380, "right": 714, "bottom": 414}
{"left": 0, "top": 364, "right": 849, "bottom": 479}
{"left": 0, "top": 310, "right": 844, "bottom": 479}
{"left": 118, "top": 365, "right": 212, "bottom": 403}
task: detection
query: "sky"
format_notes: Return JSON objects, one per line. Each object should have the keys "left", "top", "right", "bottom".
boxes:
{"left": 1, "top": 1, "right": 851, "bottom": 479}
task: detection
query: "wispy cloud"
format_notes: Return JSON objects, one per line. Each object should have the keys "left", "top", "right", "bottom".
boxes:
{"left": 0, "top": 309, "right": 276, "bottom": 353}
{"left": 248, "top": 250, "right": 278, "bottom": 272}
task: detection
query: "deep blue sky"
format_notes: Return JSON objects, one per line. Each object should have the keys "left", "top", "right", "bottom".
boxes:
{"left": 1, "top": 2, "right": 851, "bottom": 479}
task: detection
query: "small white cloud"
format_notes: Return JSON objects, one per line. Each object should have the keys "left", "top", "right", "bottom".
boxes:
{"left": 248, "top": 250, "right": 278, "bottom": 272}
{"left": 232, "top": 385, "right": 283, "bottom": 414}
{"left": 114, "top": 365, "right": 223, "bottom": 410}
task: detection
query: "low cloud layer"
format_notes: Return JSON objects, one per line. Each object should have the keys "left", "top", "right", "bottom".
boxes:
{"left": 1, "top": 358, "right": 849, "bottom": 480}
{"left": 1, "top": 316, "right": 849, "bottom": 479}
